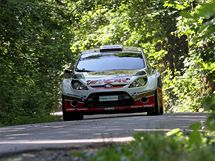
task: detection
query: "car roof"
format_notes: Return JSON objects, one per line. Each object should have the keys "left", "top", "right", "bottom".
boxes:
{"left": 81, "top": 45, "right": 142, "bottom": 55}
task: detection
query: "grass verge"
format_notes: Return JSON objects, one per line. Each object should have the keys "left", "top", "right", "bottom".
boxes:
{"left": 0, "top": 114, "right": 61, "bottom": 127}
{"left": 72, "top": 127, "right": 215, "bottom": 161}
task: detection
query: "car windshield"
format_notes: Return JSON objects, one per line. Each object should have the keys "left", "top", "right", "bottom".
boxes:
{"left": 76, "top": 51, "right": 145, "bottom": 72}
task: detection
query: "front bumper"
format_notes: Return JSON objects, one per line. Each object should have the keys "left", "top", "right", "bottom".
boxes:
{"left": 62, "top": 90, "right": 156, "bottom": 114}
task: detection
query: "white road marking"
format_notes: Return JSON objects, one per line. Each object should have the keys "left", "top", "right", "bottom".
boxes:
{"left": 0, "top": 137, "right": 134, "bottom": 145}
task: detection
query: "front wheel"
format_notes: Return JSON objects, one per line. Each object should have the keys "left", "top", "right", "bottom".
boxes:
{"left": 147, "top": 90, "right": 163, "bottom": 116}
{"left": 63, "top": 111, "right": 83, "bottom": 121}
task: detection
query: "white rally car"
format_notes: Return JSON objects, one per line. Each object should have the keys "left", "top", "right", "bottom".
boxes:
{"left": 61, "top": 45, "right": 163, "bottom": 121}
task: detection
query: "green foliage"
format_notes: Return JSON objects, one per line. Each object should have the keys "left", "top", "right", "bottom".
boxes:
{"left": 0, "top": 0, "right": 214, "bottom": 125}
{"left": 202, "top": 94, "right": 215, "bottom": 131}
{"left": 162, "top": 0, "right": 215, "bottom": 111}
{"left": 0, "top": 0, "right": 73, "bottom": 125}
{"left": 73, "top": 129, "right": 215, "bottom": 161}
{"left": 69, "top": 0, "right": 215, "bottom": 112}
{"left": 165, "top": 57, "right": 204, "bottom": 112}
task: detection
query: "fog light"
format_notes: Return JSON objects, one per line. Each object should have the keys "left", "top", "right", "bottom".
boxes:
{"left": 70, "top": 100, "right": 78, "bottom": 107}
{"left": 141, "top": 97, "right": 148, "bottom": 103}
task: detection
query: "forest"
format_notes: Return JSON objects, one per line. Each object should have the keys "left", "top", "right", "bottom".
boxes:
{"left": 0, "top": 0, "right": 214, "bottom": 125}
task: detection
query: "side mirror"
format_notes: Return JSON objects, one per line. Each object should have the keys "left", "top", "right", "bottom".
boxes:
{"left": 64, "top": 68, "right": 73, "bottom": 78}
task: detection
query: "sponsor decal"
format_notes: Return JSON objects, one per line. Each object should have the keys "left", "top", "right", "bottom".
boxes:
{"left": 87, "top": 78, "right": 130, "bottom": 85}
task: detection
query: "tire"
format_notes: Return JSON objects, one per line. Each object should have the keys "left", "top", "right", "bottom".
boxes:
{"left": 147, "top": 90, "right": 163, "bottom": 116}
{"left": 62, "top": 95, "right": 83, "bottom": 121}
{"left": 63, "top": 111, "right": 83, "bottom": 121}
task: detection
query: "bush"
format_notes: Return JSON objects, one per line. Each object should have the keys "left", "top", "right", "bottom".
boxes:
{"left": 71, "top": 127, "right": 214, "bottom": 161}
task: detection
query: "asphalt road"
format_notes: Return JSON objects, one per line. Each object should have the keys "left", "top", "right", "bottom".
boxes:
{"left": 0, "top": 112, "right": 207, "bottom": 157}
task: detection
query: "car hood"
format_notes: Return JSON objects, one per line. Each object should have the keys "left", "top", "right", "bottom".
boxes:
{"left": 73, "top": 69, "right": 142, "bottom": 86}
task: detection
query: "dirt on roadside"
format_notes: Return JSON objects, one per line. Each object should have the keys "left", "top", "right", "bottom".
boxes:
{"left": 0, "top": 148, "right": 98, "bottom": 161}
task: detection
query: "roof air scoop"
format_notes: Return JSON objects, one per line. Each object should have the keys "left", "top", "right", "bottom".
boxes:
{"left": 100, "top": 45, "right": 123, "bottom": 52}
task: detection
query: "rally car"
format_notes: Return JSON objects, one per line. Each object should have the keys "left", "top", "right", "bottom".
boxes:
{"left": 61, "top": 45, "right": 163, "bottom": 121}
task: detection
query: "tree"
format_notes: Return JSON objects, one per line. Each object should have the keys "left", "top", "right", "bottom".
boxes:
{"left": 0, "top": 0, "right": 73, "bottom": 124}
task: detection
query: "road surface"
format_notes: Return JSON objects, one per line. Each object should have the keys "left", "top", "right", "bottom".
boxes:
{"left": 0, "top": 113, "right": 207, "bottom": 157}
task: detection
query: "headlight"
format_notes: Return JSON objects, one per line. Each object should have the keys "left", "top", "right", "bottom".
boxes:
{"left": 71, "top": 80, "right": 88, "bottom": 90}
{"left": 129, "top": 77, "right": 147, "bottom": 88}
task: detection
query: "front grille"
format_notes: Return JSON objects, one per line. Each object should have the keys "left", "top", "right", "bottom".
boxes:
{"left": 90, "top": 84, "right": 126, "bottom": 89}
{"left": 85, "top": 92, "right": 134, "bottom": 108}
